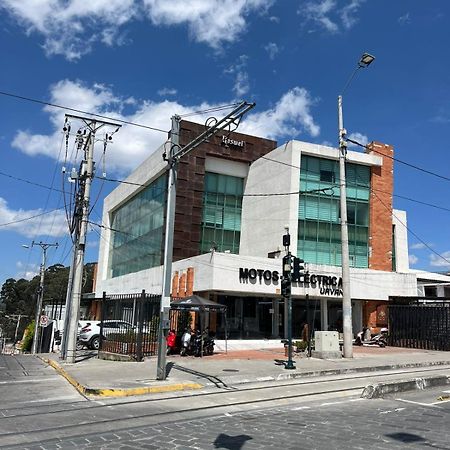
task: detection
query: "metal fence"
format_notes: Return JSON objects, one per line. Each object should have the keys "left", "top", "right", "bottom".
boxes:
{"left": 388, "top": 301, "right": 450, "bottom": 351}
{"left": 99, "top": 291, "right": 161, "bottom": 361}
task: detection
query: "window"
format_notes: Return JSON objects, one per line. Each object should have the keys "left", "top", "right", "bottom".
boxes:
{"left": 108, "top": 174, "right": 167, "bottom": 278}
{"left": 298, "top": 155, "right": 370, "bottom": 268}
{"left": 320, "top": 170, "right": 335, "bottom": 183}
{"left": 200, "top": 172, "right": 244, "bottom": 254}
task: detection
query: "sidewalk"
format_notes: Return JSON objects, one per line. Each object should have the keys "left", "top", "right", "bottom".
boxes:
{"left": 41, "top": 343, "right": 450, "bottom": 398}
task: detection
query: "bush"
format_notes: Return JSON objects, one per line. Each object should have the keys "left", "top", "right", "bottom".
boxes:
{"left": 294, "top": 340, "right": 308, "bottom": 352}
{"left": 21, "top": 321, "right": 35, "bottom": 352}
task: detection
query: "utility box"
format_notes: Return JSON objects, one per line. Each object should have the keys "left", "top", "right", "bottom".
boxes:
{"left": 312, "top": 331, "right": 341, "bottom": 359}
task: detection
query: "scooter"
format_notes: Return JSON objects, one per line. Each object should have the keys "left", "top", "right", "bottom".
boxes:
{"left": 180, "top": 329, "right": 192, "bottom": 356}
{"left": 203, "top": 329, "right": 215, "bottom": 356}
{"left": 354, "top": 327, "right": 388, "bottom": 347}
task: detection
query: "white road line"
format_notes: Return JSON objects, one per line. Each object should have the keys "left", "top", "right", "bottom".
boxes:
{"left": 27, "top": 395, "right": 82, "bottom": 403}
{"left": 396, "top": 398, "right": 441, "bottom": 408}
{"left": 291, "top": 406, "right": 311, "bottom": 410}
{"left": 0, "top": 377, "right": 61, "bottom": 385}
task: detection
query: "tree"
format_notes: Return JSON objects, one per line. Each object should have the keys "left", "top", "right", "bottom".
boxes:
{"left": 0, "top": 263, "right": 96, "bottom": 340}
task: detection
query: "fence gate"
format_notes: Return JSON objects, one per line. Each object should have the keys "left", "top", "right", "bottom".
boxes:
{"left": 99, "top": 291, "right": 161, "bottom": 361}
{"left": 389, "top": 301, "right": 450, "bottom": 351}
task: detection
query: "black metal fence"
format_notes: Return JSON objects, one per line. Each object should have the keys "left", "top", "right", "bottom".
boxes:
{"left": 388, "top": 301, "right": 450, "bottom": 351}
{"left": 99, "top": 291, "right": 161, "bottom": 361}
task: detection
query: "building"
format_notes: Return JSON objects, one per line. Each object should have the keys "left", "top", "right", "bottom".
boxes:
{"left": 96, "top": 120, "right": 420, "bottom": 339}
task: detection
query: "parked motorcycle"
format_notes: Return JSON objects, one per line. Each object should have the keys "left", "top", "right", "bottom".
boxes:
{"left": 354, "top": 327, "right": 388, "bottom": 347}
{"left": 180, "top": 329, "right": 192, "bottom": 356}
{"left": 166, "top": 329, "right": 177, "bottom": 355}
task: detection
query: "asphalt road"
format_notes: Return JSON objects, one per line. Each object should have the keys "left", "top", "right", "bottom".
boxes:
{"left": 1, "top": 354, "right": 450, "bottom": 450}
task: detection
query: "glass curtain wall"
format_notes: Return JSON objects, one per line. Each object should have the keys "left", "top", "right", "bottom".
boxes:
{"left": 298, "top": 155, "right": 370, "bottom": 268}
{"left": 200, "top": 172, "right": 244, "bottom": 254}
{"left": 109, "top": 174, "right": 167, "bottom": 278}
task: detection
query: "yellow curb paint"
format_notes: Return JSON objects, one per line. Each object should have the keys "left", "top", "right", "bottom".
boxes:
{"left": 42, "top": 357, "right": 203, "bottom": 398}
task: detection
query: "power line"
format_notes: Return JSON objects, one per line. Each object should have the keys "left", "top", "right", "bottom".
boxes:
{"left": 0, "top": 89, "right": 168, "bottom": 134}
{"left": 347, "top": 137, "right": 450, "bottom": 183}
{"left": 0, "top": 206, "right": 66, "bottom": 228}
{"left": 0, "top": 170, "right": 64, "bottom": 193}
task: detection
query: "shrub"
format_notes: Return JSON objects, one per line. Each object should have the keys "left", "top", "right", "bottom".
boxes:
{"left": 21, "top": 321, "right": 35, "bottom": 352}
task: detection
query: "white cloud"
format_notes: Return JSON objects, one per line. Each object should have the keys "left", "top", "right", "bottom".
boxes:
{"left": 11, "top": 80, "right": 321, "bottom": 174}
{"left": 410, "top": 242, "right": 427, "bottom": 250}
{"left": 157, "top": 87, "right": 178, "bottom": 97}
{"left": 300, "top": 0, "right": 364, "bottom": 33}
{"left": 264, "top": 42, "right": 280, "bottom": 60}
{"left": 143, "top": 0, "right": 275, "bottom": 51}
{"left": 340, "top": 0, "right": 365, "bottom": 29}
{"left": 0, "top": 0, "right": 275, "bottom": 59}
{"left": 409, "top": 254, "right": 418, "bottom": 266}
{"left": 15, "top": 261, "right": 39, "bottom": 280}
{"left": 347, "top": 131, "right": 368, "bottom": 148}
{"left": 0, "top": 0, "right": 138, "bottom": 60}
{"left": 0, "top": 197, "right": 67, "bottom": 238}
{"left": 398, "top": 12, "right": 411, "bottom": 26}
{"left": 225, "top": 55, "right": 250, "bottom": 97}
{"left": 239, "top": 86, "right": 320, "bottom": 139}
{"left": 430, "top": 252, "right": 450, "bottom": 268}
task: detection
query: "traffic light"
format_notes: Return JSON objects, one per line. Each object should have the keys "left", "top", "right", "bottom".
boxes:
{"left": 292, "top": 257, "right": 305, "bottom": 281}
{"left": 281, "top": 278, "right": 291, "bottom": 297}
{"left": 282, "top": 254, "right": 292, "bottom": 278}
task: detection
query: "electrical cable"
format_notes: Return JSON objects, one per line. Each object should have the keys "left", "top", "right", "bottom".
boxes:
{"left": 0, "top": 89, "right": 169, "bottom": 134}
{"left": 179, "top": 103, "right": 241, "bottom": 118}
{"left": 0, "top": 206, "right": 66, "bottom": 228}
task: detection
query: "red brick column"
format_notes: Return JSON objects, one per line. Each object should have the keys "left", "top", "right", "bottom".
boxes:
{"left": 366, "top": 142, "right": 394, "bottom": 271}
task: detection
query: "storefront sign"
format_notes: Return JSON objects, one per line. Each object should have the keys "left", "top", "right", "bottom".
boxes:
{"left": 297, "top": 272, "right": 343, "bottom": 297}
{"left": 239, "top": 268, "right": 279, "bottom": 282}
{"left": 239, "top": 267, "right": 343, "bottom": 296}
{"left": 221, "top": 135, "right": 245, "bottom": 148}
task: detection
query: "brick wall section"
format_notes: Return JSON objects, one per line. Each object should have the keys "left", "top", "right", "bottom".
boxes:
{"left": 172, "top": 120, "right": 278, "bottom": 261}
{"left": 366, "top": 141, "right": 394, "bottom": 271}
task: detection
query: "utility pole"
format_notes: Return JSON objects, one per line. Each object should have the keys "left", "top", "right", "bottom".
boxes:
{"left": 338, "top": 95, "right": 352, "bottom": 359}
{"left": 26, "top": 241, "right": 58, "bottom": 354}
{"left": 63, "top": 114, "right": 121, "bottom": 363}
{"left": 338, "top": 53, "right": 375, "bottom": 358}
{"left": 156, "top": 101, "right": 255, "bottom": 380}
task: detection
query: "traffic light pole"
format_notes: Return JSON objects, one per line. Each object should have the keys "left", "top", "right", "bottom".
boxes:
{"left": 282, "top": 228, "right": 295, "bottom": 370}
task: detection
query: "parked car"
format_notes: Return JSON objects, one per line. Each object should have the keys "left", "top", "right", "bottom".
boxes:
{"left": 78, "top": 320, "right": 135, "bottom": 350}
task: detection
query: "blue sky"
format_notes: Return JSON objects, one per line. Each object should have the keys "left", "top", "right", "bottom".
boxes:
{"left": 1, "top": 0, "right": 450, "bottom": 286}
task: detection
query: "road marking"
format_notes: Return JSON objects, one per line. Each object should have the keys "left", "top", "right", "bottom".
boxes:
{"left": 27, "top": 395, "right": 82, "bottom": 403}
{"left": 0, "top": 377, "right": 60, "bottom": 385}
{"left": 291, "top": 406, "right": 311, "bottom": 411}
{"left": 396, "top": 399, "right": 441, "bottom": 408}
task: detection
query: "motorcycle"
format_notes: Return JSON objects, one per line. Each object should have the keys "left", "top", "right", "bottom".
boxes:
{"left": 354, "top": 327, "right": 388, "bottom": 347}
{"left": 180, "top": 329, "right": 192, "bottom": 356}
{"left": 166, "top": 329, "right": 177, "bottom": 355}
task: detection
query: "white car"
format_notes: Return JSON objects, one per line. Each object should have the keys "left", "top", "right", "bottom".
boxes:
{"left": 78, "top": 320, "right": 135, "bottom": 350}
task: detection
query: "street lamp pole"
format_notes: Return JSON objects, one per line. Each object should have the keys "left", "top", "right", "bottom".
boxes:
{"left": 25, "top": 241, "right": 58, "bottom": 354}
{"left": 338, "top": 53, "right": 375, "bottom": 358}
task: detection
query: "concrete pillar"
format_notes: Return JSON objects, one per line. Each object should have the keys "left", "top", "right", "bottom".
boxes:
{"left": 320, "top": 298, "right": 328, "bottom": 331}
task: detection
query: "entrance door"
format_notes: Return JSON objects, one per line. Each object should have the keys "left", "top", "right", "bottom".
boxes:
{"left": 258, "top": 302, "right": 272, "bottom": 338}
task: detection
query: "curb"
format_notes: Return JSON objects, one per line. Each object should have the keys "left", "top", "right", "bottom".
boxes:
{"left": 361, "top": 375, "right": 450, "bottom": 399}
{"left": 274, "top": 360, "right": 450, "bottom": 382}
{"left": 42, "top": 358, "right": 203, "bottom": 398}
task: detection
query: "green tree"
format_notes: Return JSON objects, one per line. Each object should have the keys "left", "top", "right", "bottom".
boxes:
{"left": 0, "top": 263, "right": 96, "bottom": 340}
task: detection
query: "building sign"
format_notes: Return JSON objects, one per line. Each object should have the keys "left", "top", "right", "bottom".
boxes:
{"left": 239, "top": 268, "right": 279, "bottom": 282}
{"left": 239, "top": 267, "right": 343, "bottom": 297}
{"left": 221, "top": 135, "right": 245, "bottom": 148}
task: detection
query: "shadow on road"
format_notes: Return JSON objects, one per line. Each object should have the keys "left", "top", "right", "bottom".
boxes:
{"left": 213, "top": 433, "right": 253, "bottom": 449}
{"left": 173, "top": 363, "right": 234, "bottom": 389}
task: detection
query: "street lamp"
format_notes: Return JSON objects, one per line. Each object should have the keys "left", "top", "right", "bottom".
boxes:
{"left": 338, "top": 52, "right": 375, "bottom": 359}
{"left": 22, "top": 241, "right": 58, "bottom": 354}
